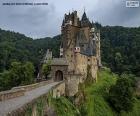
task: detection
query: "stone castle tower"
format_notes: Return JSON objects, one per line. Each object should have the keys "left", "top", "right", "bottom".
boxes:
{"left": 60, "top": 10, "right": 101, "bottom": 80}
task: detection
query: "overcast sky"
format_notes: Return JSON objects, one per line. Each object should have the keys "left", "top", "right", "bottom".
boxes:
{"left": 0, "top": 0, "right": 140, "bottom": 38}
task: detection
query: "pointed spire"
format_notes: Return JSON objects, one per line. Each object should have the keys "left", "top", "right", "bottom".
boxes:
{"left": 69, "top": 11, "right": 70, "bottom": 15}
{"left": 62, "top": 19, "right": 65, "bottom": 26}
{"left": 91, "top": 20, "right": 94, "bottom": 27}
{"left": 82, "top": 10, "right": 88, "bottom": 21}
{"left": 84, "top": 7, "right": 86, "bottom": 13}
{"left": 81, "top": 10, "right": 91, "bottom": 27}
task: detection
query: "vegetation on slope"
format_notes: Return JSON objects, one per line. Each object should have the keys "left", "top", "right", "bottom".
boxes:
{"left": 51, "top": 97, "right": 80, "bottom": 116}
{"left": 0, "top": 61, "right": 35, "bottom": 91}
{"left": 0, "top": 28, "right": 61, "bottom": 73}
{"left": 99, "top": 25, "right": 140, "bottom": 76}
{"left": 50, "top": 69, "right": 140, "bottom": 116}
{"left": 81, "top": 68, "right": 117, "bottom": 116}
{"left": 0, "top": 25, "right": 140, "bottom": 90}
{"left": 1, "top": 25, "right": 140, "bottom": 77}
{"left": 0, "top": 28, "right": 61, "bottom": 91}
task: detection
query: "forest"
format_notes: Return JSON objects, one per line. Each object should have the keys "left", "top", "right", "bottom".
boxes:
{"left": 0, "top": 25, "right": 139, "bottom": 91}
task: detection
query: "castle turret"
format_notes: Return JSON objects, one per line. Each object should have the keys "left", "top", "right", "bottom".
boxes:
{"left": 81, "top": 11, "right": 91, "bottom": 27}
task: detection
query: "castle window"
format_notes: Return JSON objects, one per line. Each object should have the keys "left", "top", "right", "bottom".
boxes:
{"left": 88, "top": 59, "right": 90, "bottom": 61}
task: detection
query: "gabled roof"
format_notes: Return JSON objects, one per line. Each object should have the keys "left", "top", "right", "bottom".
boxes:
{"left": 51, "top": 58, "right": 68, "bottom": 66}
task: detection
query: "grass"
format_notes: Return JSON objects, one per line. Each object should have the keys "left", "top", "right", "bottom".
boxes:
{"left": 51, "top": 68, "right": 140, "bottom": 116}
{"left": 83, "top": 68, "right": 117, "bottom": 116}
{"left": 51, "top": 97, "right": 80, "bottom": 116}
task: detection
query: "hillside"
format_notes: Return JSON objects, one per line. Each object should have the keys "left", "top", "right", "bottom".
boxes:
{"left": 0, "top": 25, "right": 140, "bottom": 91}
{"left": 0, "top": 28, "right": 61, "bottom": 73}
{"left": 1, "top": 25, "right": 140, "bottom": 76}
{"left": 49, "top": 69, "right": 140, "bottom": 116}
{"left": 100, "top": 26, "right": 140, "bottom": 76}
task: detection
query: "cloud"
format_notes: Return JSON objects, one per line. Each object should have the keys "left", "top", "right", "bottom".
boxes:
{"left": 0, "top": 0, "right": 140, "bottom": 38}
{"left": 88, "top": 0, "right": 140, "bottom": 27}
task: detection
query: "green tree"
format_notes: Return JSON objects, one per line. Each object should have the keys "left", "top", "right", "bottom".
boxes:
{"left": 42, "top": 60, "right": 51, "bottom": 79}
{"left": 21, "top": 62, "right": 35, "bottom": 85}
{"left": 0, "top": 71, "right": 11, "bottom": 91}
{"left": 114, "top": 52, "right": 123, "bottom": 74}
{"left": 108, "top": 76, "right": 135, "bottom": 112}
{"left": 0, "top": 61, "right": 35, "bottom": 91}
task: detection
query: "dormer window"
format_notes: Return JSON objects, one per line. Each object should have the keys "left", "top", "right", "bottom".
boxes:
{"left": 74, "top": 47, "right": 80, "bottom": 53}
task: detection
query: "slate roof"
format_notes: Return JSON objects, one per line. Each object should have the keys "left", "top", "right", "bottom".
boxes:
{"left": 81, "top": 11, "right": 92, "bottom": 27}
{"left": 76, "top": 30, "right": 88, "bottom": 46}
{"left": 76, "top": 30, "right": 96, "bottom": 56}
{"left": 84, "top": 39, "right": 96, "bottom": 56}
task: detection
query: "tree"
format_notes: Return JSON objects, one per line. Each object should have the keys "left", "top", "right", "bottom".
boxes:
{"left": 114, "top": 52, "right": 123, "bottom": 74}
{"left": 42, "top": 60, "right": 51, "bottom": 79}
{"left": 0, "top": 71, "right": 12, "bottom": 91}
{"left": 108, "top": 76, "right": 135, "bottom": 112}
{"left": 0, "top": 61, "right": 35, "bottom": 91}
{"left": 21, "top": 62, "right": 35, "bottom": 85}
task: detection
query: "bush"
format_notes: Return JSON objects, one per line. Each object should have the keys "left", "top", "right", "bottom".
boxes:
{"left": 0, "top": 61, "right": 35, "bottom": 91}
{"left": 108, "top": 76, "right": 136, "bottom": 112}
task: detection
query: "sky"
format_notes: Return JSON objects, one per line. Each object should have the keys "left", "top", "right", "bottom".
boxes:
{"left": 0, "top": 0, "right": 140, "bottom": 39}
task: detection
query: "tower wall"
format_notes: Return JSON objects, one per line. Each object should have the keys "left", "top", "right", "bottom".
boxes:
{"left": 75, "top": 53, "right": 87, "bottom": 76}
{"left": 61, "top": 22, "right": 80, "bottom": 73}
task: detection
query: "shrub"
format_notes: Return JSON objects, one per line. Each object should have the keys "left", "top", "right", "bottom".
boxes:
{"left": 108, "top": 76, "right": 135, "bottom": 112}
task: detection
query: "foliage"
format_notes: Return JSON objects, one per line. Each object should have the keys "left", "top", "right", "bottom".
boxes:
{"left": 0, "top": 28, "right": 61, "bottom": 74}
{"left": 42, "top": 60, "right": 51, "bottom": 78}
{"left": 0, "top": 61, "right": 35, "bottom": 91}
{"left": 81, "top": 69, "right": 117, "bottom": 116}
{"left": 51, "top": 97, "right": 80, "bottom": 116}
{"left": 108, "top": 75, "right": 135, "bottom": 113}
{"left": 47, "top": 69, "right": 140, "bottom": 116}
{"left": 120, "top": 99, "right": 140, "bottom": 116}
{"left": 99, "top": 25, "right": 140, "bottom": 76}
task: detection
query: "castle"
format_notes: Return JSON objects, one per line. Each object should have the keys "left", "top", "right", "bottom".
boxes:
{"left": 44, "top": 10, "right": 101, "bottom": 96}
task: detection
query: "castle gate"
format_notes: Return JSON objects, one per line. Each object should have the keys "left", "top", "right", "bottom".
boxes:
{"left": 50, "top": 58, "right": 68, "bottom": 81}
{"left": 55, "top": 70, "right": 63, "bottom": 81}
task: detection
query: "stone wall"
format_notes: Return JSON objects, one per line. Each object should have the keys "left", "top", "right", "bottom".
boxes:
{"left": 65, "top": 74, "right": 83, "bottom": 96}
{"left": 0, "top": 80, "right": 53, "bottom": 101}
{"left": 12, "top": 80, "right": 53, "bottom": 92}
{"left": 0, "top": 89, "right": 25, "bottom": 101}
{"left": 75, "top": 53, "right": 88, "bottom": 76}
{"left": 52, "top": 81, "right": 65, "bottom": 98}
{"left": 6, "top": 81, "right": 65, "bottom": 116}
